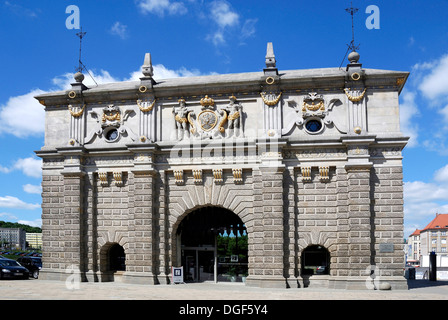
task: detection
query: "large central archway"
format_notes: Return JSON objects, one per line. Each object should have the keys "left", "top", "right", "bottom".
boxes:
{"left": 176, "top": 206, "right": 248, "bottom": 283}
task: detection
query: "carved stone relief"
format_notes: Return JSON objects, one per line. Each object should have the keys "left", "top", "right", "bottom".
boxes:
{"left": 85, "top": 105, "right": 137, "bottom": 144}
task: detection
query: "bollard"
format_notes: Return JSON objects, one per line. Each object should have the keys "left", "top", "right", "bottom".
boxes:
{"left": 429, "top": 252, "right": 437, "bottom": 281}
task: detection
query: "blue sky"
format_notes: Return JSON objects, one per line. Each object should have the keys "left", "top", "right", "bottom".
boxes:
{"left": 0, "top": 0, "right": 447, "bottom": 238}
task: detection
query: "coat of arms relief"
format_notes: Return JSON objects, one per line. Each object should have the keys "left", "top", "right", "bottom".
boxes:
{"left": 173, "top": 95, "right": 243, "bottom": 141}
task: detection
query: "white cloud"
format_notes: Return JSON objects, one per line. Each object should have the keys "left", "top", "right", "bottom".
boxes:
{"left": 207, "top": 0, "right": 239, "bottom": 46}
{"left": 418, "top": 54, "right": 448, "bottom": 100}
{"left": 0, "top": 212, "right": 42, "bottom": 227}
{"left": 23, "top": 184, "right": 42, "bottom": 195}
{"left": 0, "top": 196, "right": 40, "bottom": 210}
{"left": 404, "top": 163, "right": 448, "bottom": 229}
{"left": 0, "top": 89, "right": 46, "bottom": 138}
{"left": 17, "top": 219, "right": 42, "bottom": 228}
{"left": 110, "top": 21, "right": 128, "bottom": 39}
{"left": 404, "top": 181, "right": 448, "bottom": 204}
{"left": 434, "top": 164, "right": 448, "bottom": 183}
{"left": 137, "top": 0, "right": 187, "bottom": 16}
{"left": 52, "top": 69, "right": 120, "bottom": 90}
{"left": 240, "top": 18, "right": 257, "bottom": 41}
{"left": 13, "top": 157, "right": 42, "bottom": 178}
{"left": 210, "top": 0, "right": 239, "bottom": 29}
{"left": 0, "top": 212, "right": 19, "bottom": 221}
{"left": 0, "top": 157, "right": 42, "bottom": 178}
{"left": 399, "top": 91, "right": 419, "bottom": 147}
{"left": 0, "top": 64, "right": 209, "bottom": 139}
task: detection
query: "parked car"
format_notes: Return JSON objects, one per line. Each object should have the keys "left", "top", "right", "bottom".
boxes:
{"left": 0, "top": 258, "right": 29, "bottom": 280}
{"left": 17, "top": 257, "right": 42, "bottom": 279}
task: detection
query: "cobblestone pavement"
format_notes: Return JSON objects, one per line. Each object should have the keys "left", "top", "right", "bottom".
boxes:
{"left": 0, "top": 279, "right": 447, "bottom": 300}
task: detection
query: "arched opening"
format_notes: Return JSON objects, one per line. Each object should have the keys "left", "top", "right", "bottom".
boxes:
{"left": 108, "top": 243, "right": 126, "bottom": 272}
{"left": 301, "top": 245, "right": 330, "bottom": 275}
{"left": 176, "top": 206, "right": 248, "bottom": 283}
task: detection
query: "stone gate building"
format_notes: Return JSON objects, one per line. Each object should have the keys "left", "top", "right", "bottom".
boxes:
{"left": 35, "top": 43, "right": 409, "bottom": 289}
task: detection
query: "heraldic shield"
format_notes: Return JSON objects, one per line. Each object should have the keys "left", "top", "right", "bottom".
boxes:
{"left": 198, "top": 110, "right": 218, "bottom": 132}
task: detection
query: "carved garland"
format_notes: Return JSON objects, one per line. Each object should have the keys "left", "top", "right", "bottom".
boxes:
{"left": 302, "top": 101, "right": 325, "bottom": 112}
{"left": 260, "top": 92, "right": 282, "bottom": 106}
{"left": 137, "top": 99, "right": 156, "bottom": 113}
{"left": 102, "top": 111, "right": 121, "bottom": 123}
{"left": 344, "top": 88, "right": 367, "bottom": 103}
{"left": 68, "top": 105, "right": 86, "bottom": 118}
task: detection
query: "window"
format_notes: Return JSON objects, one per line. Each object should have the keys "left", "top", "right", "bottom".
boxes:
{"left": 304, "top": 118, "right": 323, "bottom": 134}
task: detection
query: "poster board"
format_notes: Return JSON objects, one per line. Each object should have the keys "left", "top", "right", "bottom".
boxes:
{"left": 171, "top": 266, "right": 184, "bottom": 284}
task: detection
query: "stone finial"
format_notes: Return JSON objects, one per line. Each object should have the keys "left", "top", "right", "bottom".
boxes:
{"left": 348, "top": 50, "right": 360, "bottom": 64}
{"left": 70, "top": 71, "right": 87, "bottom": 92}
{"left": 265, "top": 42, "right": 276, "bottom": 69}
{"left": 142, "top": 53, "right": 154, "bottom": 78}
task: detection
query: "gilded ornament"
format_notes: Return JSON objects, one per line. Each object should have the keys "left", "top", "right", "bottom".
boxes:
{"left": 137, "top": 98, "right": 156, "bottom": 113}
{"left": 232, "top": 168, "right": 243, "bottom": 184}
{"left": 193, "top": 169, "right": 202, "bottom": 184}
{"left": 68, "top": 91, "right": 77, "bottom": 99}
{"left": 198, "top": 110, "right": 218, "bottom": 132}
{"left": 113, "top": 172, "right": 123, "bottom": 187}
{"left": 260, "top": 92, "right": 282, "bottom": 106}
{"left": 396, "top": 77, "right": 405, "bottom": 86}
{"left": 200, "top": 95, "right": 215, "bottom": 107}
{"left": 319, "top": 166, "right": 330, "bottom": 182}
{"left": 344, "top": 88, "right": 367, "bottom": 102}
{"left": 174, "top": 170, "right": 184, "bottom": 185}
{"left": 68, "top": 104, "right": 86, "bottom": 118}
{"left": 139, "top": 85, "right": 147, "bottom": 93}
{"left": 351, "top": 72, "right": 361, "bottom": 81}
{"left": 218, "top": 110, "right": 228, "bottom": 133}
{"left": 175, "top": 114, "right": 188, "bottom": 124}
{"left": 102, "top": 111, "right": 121, "bottom": 123}
{"left": 265, "top": 76, "right": 275, "bottom": 85}
{"left": 98, "top": 172, "right": 108, "bottom": 187}
{"left": 213, "top": 169, "right": 223, "bottom": 184}
{"left": 228, "top": 111, "right": 240, "bottom": 121}
{"left": 302, "top": 101, "right": 325, "bottom": 112}
{"left": 187, "top": 112, "right": 196, "bottom": 134}
{"left": 301, "top": 167, "right": 312, "bottom": 182}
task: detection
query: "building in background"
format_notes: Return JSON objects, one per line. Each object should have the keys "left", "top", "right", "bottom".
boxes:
{"left": 419, "top": 214, "right": 448, "bottom": 268}
{"left": 0, "top": 228, "right": 26, "bottom": 250}
{"left": 26, "top": 233, "right": 43, "bottom": 250}
{"left": 406, "top": 229, "right": 421, "bottom": 266}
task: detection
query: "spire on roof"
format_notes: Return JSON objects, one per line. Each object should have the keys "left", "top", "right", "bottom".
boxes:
{"left": 264, "top": 42, "right": 278, "bottom": 76}
{"left": 140, "top": 52, "right": 156, "bottom": 88}
{"left": 142, "top": 53, "right": 154, "bottom": 78}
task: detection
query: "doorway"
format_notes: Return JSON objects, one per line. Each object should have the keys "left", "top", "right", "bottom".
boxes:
{"left": 177, "top": 207, "right": 248, "bottom": 283}
{"left": 301, "top": 245, "right": 330, "bottom": 275}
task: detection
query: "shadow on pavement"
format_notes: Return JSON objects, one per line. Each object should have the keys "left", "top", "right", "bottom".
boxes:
{"left": 407, "top": 279, "right": 448, "bottom": 289}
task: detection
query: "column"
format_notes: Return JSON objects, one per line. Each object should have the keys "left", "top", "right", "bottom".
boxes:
{"left": 126, "top": 147, "right": 156, "bottom": 284}
{"left": 246, "top": 146, "right": 286, "bottom": 288}
{"left": 343, "top": 136, "right": 374, "bottom": 289}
